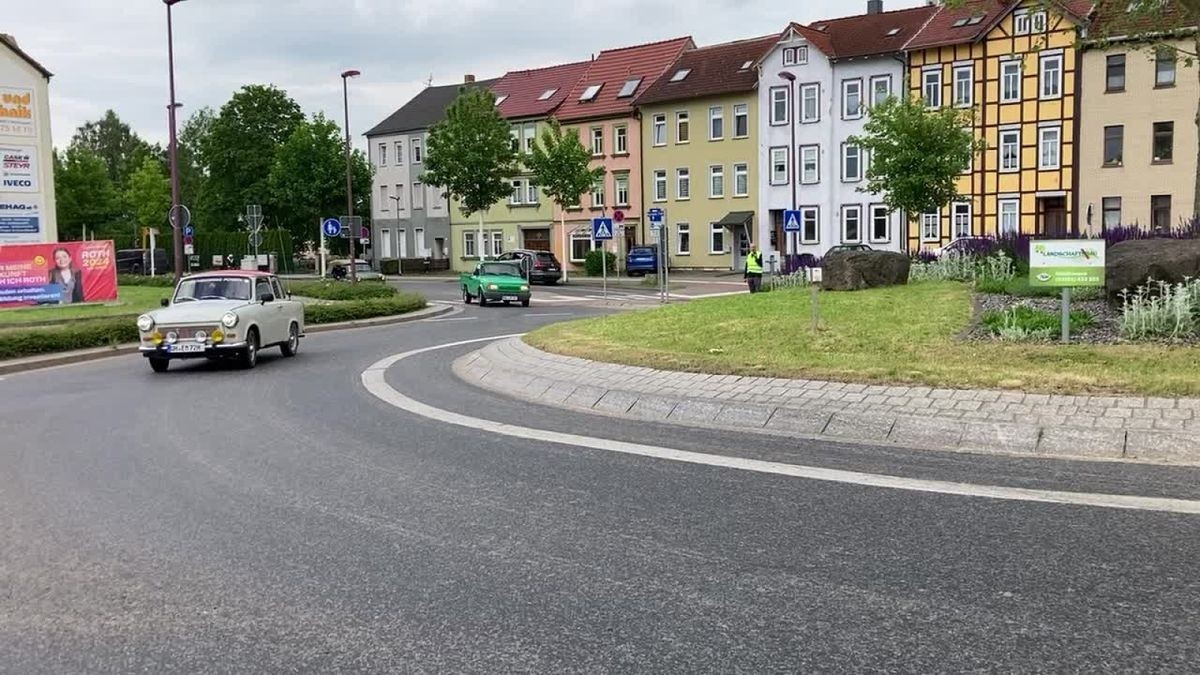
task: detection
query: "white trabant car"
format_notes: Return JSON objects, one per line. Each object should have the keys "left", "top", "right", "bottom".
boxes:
{"left": 137, "top": 271, "right": 304, "bottom": 372}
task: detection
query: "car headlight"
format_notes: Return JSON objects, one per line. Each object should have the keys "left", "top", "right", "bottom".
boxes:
{"left": 487, "top": 284, "right": 499, "bottom": 291}
{"left": 520, "top": 285, "right": 529, "bottom": 291}
{"left": 165, "top": 331, "right": 179, "bottom": 344}
{"left": 137, "top": 315, "right": 155, "bottom": 332}
{"left": 221, "top": 312, "right": 239, "bottom": 328}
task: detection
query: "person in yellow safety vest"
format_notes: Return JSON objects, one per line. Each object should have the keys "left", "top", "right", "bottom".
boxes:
{"left": 744, "top": 243, "right": 764, "bottom": 293}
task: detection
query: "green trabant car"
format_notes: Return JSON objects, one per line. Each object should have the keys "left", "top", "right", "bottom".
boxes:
{"left": 461, "top": 261, "right": 531, "bottom": 307}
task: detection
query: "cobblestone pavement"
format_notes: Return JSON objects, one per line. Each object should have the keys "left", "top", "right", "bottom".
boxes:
{"left": 453, "top": 338, "right": 1200, "bottom": 465}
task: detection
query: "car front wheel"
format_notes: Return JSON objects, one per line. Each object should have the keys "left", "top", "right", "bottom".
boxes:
{"left": 462, "top": 287, "right": 472, "bottom": 304}
{"left": 149, "top": 357, "right": 169, "bottom": 373}
{"left": 280, "top": 323, "right": 300, "bottom": 357}
{"left": 241, "top": 328, "right": 259, "bottom": 369}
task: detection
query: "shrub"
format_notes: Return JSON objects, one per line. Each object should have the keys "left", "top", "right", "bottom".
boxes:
{"left": 305, "top": 294, "right": 426, "bottom": 324}
{"left": 379, "top": 258, "right": 400, "bottom": 275}
{"left": 584, "top": 250, "right": 618, "bottom": 276}
{"left": 764, "top": 271, "right": 811, "bottom": 292}
{"left": 118, "top": 274, "right": 176, "bottom": 288}
{"left": 982, "top": 304, "right": 1094, "bottom": 340}
{"left": 1119, "top": 279, "right": 1200, "bottom": 340}
{"left": 285, "top": 280, "right": 396, "bottom": 301}
{"left": 0, "top": 319, "right": 138, "bottom": 360}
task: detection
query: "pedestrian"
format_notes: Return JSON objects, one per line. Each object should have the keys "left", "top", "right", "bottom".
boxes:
{"left": 744, "top": 243, "right": 764, "bottom": 293}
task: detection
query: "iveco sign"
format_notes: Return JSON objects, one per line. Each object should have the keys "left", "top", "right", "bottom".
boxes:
{"left": 0, "top": 145, "right": 37, "bottom": 193}
{"left": 3, "top": 179, "right": 32, "bottom": 188}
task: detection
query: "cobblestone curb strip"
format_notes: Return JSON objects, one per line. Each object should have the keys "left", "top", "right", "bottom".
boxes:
{"left": 452, "top": 338, "right": 1200, "bottom": 466}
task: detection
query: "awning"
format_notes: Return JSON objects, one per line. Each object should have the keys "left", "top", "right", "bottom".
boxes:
{"left": 716, "top": 211, "right": 754, "bottom": 229}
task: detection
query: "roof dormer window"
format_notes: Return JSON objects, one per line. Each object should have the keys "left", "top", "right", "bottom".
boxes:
{"left": 669, "top": 69, "right": 691, "bottom": 82}
{"left": 537, "top": 88, "right": 558, "bottom": 101}
{"left": 740, "top": 60, "right": 754, "bottom": 70}
{"left": 886, "top": 28, "right": 900, "bottom": 37}
{"left": 617, "top": 78, "right": 642, "bottom": 98}
{"left": 494, "top": 95, "right": 508, "bottom": 106}
{"left": 579, "top": 84, "right": 602, "bottom": 101}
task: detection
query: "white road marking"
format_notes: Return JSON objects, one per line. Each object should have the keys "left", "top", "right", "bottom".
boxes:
{"left": 426, "top": 317, "right": 478, "bottom": 322}
{"left": 525, "top": 313, "right": 576, "bottom": 318}
{"left": 362, "top": 336, "right": 1200, "bottom": 516}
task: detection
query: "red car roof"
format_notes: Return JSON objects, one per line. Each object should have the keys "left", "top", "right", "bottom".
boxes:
{"left": 182, "top": 271, "right": 275, "bottom": 280}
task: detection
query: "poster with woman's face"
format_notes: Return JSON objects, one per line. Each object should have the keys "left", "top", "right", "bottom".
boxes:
{"left": 0, "top": 241, "right": 118, "bottom": 307}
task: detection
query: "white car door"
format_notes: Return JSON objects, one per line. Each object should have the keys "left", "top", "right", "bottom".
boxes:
{"left": 271, "top": 277, "right": 300, "bottom": 335}
{"left": 253, "top": 277, "right": 283, "bottom": 345}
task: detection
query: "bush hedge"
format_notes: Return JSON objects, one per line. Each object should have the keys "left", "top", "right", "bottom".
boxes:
{"left": 0, "top": 319, "right": 138, "bottom": 360}
{"left": 305, "top": 294, "right": 426, "bottom": 324}
{"left": 117, "top": 274, "right": 176, "bottom": 288}
{"left": 584, "top": 250, "right": 618, "bottom": 276}
{"left": 285, "top": 280, "right": 397, "bottom": 301}
{"left": 379, "top": 258, "right": 400, "bottom": 275}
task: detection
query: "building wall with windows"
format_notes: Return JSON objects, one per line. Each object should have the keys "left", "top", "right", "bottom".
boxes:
{"left": 0, "top": 34, "right": 57, "bottom": 244}
{"left": 1078, "top": 38, "right": 1197, "bottom": 233}
{"left": 369, "top": 129, "right": 451, "bottom": 265}
{"left": 558, "top": 116, "right": 643, "bottom": 270}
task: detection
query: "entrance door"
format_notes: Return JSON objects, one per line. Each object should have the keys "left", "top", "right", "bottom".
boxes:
{"left": 732, "top": 225, "right": 751, "bottom": 272}
{"left": 1040, "top": 197, "right": 1068, "bottom": 237}
{"left": 523, "top": 228, "right": 551, "bottom": 251}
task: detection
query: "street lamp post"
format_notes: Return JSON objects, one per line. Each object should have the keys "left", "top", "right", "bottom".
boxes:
{"left": 341, "top": 69, "right": 361, "bottom": 283}
{"left": 388, "top": 195, "right": 405, "bottom": 276}
{"left": 165, "top": 0, "right": 187, "bottom": 284}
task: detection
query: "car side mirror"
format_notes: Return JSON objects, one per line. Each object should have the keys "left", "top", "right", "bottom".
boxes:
{"left": 160, "top": 298, "right": 170, "bottom": 307}
{"left": 261, "top": 293, "right": 275, "bottom": 304}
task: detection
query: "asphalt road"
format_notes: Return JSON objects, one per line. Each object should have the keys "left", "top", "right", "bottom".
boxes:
{"left": 2, "top": 302, "right": 1199, "bottom": 672}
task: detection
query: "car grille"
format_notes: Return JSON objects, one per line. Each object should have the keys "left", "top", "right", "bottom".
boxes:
{"left": 159, "top": 325, "right": 219, "bottom": 339}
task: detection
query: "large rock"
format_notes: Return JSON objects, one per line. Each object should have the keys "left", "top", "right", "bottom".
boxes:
{"left": 1106, "top": 239, "right": 1200, "bottom": 295}
{"left": 821, "top": 250, "right": 910, "bottom": 291}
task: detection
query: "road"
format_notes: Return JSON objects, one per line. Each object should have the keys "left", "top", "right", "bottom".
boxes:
{"left": 385, "top": 274, "right": 746, "bottom": 307}
{"left": 2, "top": 300, "right": 1199, "bottom": 672}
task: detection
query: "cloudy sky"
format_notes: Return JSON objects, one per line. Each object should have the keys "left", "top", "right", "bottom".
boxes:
{"left": 8, "top": 0, "right": 925, "bottom": 153}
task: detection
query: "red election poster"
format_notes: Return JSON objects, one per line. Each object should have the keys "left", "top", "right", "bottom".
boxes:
{"left": 0, "top": 241, "right": 118, "bottom": 308}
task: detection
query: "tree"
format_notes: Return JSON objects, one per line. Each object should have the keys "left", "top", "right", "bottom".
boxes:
{"left": 422, "top": 88, "right": 519, "bottom": 259}
{"left": 124, "top": 156, "right": 172, "bottom": 235}
{"left": 850, "top": 96, "right": 984, "bottom": 217}
{"left": 526, "top": 118, "right": 605, "bottom": 280}
{"left": 267, "top": 113, "right": 372, "bottom": 248}
{"left": 177, "top": 106, "right": 215, "bottom": 220}
{"left": 69, "top": 110, "right": 160, "bottom": 189}
{"left": 53, "top": 147, "right": 122, "bottom": 239}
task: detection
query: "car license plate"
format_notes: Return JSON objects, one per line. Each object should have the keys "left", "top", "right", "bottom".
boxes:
{"left": 502, "top": 295, "right": 520, "bottom": 302}
{"left": 169, "top": 343, "right": 204, "bottom": 354}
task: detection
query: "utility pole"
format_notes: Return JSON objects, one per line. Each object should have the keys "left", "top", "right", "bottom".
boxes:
{"left": 341, "top": 69, "right": 361, "bottom": 283}
{"left": 164, "top": 0, "right": 188, "bottom": 284}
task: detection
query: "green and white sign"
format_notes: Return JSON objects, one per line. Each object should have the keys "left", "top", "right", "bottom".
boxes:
{"left": 1029, "top": 240, "right": 1106, "bottom": 288}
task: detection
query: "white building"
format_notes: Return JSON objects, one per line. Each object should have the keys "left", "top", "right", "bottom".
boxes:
{"left": 756, "top": 3, "right": 936, "bottom": 267}
{"left": 0, "top": 34, "right": 56, "bottom": 244}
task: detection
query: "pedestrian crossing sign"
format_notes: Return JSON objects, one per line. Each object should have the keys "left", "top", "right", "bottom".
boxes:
{"left": 592, "top": 217, "right": 614, "bottom": 241}
{"left": 783, "top": 209, "right": 802, "bottom": 233}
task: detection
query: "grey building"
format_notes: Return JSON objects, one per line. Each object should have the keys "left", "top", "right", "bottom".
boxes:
{"left": 364, "top": 75, "right": 496, "bottom": 267}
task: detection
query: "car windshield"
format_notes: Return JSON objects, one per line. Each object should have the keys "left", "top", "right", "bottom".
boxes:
{"left": 631, "top": 247, "right": 655, "bottom": 256}
{"left": 174, "top": 277, "right": 252, "bottom": 302}
{"left": 479, "top": 263, "right": 521, "bottom": 277}
{"left": 535, "top": 252, "right": 557, "bottom": 263}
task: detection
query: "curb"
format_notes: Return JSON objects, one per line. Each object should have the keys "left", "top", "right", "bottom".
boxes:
{"left": 0, "top": 304, "right": 453, "bottom": 376}
{"left": 451, "top": 338, "right": 1200, "bottom": 467}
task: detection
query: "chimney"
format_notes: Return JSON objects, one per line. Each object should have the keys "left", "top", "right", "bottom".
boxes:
{"left": 867, "top": 0, "right": 883, "bottom": 13}
{"left": 464, "top": 74, "right": 476, "bottom": 84}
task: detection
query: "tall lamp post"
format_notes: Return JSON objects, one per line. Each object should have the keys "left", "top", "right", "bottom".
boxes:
{"left": 341, "top": 69, "right": 361, "bottom": 283}
{"left": 164, "top": 0, "right": 187, "bottom": 283}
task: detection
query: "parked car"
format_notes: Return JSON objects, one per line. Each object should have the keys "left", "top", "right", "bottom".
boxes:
{"left": 116, "top": 248, "right": 171, "bottom": 275}
{"left": 626, "top": 245, "right": 659, "bottom": 276}
{"left": 495, "top": 249, "right": 562, "bottom": 285}
{"left": 460, "top": 261, "right": 530, "bottom": 307}
{"left": 327, "top": 258, "right": 385, "bottom": 281}
{"left": 825, "top": 244, "right": 873, "bottom": 255}
{"left": 136, "top": 271, "right": 304, "bottom": 372}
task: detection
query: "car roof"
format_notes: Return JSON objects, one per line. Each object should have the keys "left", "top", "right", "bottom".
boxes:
{"left": 183, "top": 271, "right": 275, "bottom": 280}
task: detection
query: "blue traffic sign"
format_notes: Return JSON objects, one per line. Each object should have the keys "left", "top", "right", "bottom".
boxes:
{"left": 322, "top": 218, "right": 343, "bottom": 238}
{"left": 183, "top": 225, "right": 195, "bottom": 237}
{"left": 783, "top": 209, "right": 803, "bottom": 233}
{"left": 647, "top": 208, "right": 664, "bottom": 223}
{"left": 592, "top": 217, "right": 614, "bottom": 241}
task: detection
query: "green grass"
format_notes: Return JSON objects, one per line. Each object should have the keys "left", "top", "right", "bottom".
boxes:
{"left": 981, "top": 305, "right": 1095, "bottom": 336}
{"left": 0, "top": 286, "right": 169, "bottom": 326}
{"left": 975, "top": 275, "right": 1105, "bottom": 300}
{"left": 527, "top": 281, "right": 1200, "bottom": 396}
{"left": 285, "top": 279, "right": 396, "bottom": 301}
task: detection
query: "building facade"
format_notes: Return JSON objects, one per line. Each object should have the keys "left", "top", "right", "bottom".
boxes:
{"left": 635, "top": 36, "right": 775, "bottom": 272}
{"left": 0, "top": 34, "right": 57, "bottom": 244}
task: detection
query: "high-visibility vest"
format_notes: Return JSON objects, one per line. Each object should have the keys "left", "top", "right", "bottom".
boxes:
{"left": 745, "top": 251, "right": 763, "bottom": 274}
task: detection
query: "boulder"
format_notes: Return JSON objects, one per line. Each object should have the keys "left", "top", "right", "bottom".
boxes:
{"left": 821, "top": 251, "right": 910, "bottom": 291}
{"left": 1105, "top": 239, "right": 1200, "bottom": 295}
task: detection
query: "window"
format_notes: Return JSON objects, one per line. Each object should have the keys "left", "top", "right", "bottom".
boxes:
{"left": 570, "top": 233, "right": 592, "bottom": 262}
{"left": 710, "top": 223, "right": 726, "bottom": 253}
{"left": 1102, "top": 197, "right": 1122, "bottom": 230}
{"left": 733, "top": 104, "right": 749, "bottom": 138}
{"left": 841, "top": 144, "right": 862, "bottom": 182}
{"left": 870, "top": 75, "right": 891, "bottom": 108}
{"left": 415, "top": 228, "right": 426, "bottom": 255}
{"left": 999, "top": 199, "right": 1020, "bottom": 235}
{"left": 395, "top": 141, "right": 404, "bottom": 165}
{"left": 538, "top": 88, "right": 557, "bottom": 101}
{"left": 801, "top": 206, "right": 819, "bottom": 244}
{"left": 923, "top": 68, "right": 942, "bottom": 108}
{"left": 412, "top": 182, "right": 425, "bottom": 209}
{"left": 676, "top": 111, "right": 690, "bottom": 143}
{"left": 1153, "top": 121, "right": 1174, "bottom": 162}
{"left": 489, "top": 231, "right": 503, "bottom": 257}
{"left": 411, "top": 137, "right": 423, "bottom": 163}
{"left": 953, "top": 65, "right": 973, "bottom": 107}
{"left": 1031, "top": 10, "right": 1047, "bottom": 33}
{"left": 1040, "top": 53, "right": 1062, "bottom": 99}
{"left": 653, "top": 170, "right": 667, "bottom": 201}
{"left": 676, "top": 168, "right": 691, "bottom": 199}
{"left": 669, "top": 69, "right": 690, "bottom": 82}
{"left": 770, "top": 147, "right": 788, "bottom": 185}
{"left": 1107, "top": 54, "right": 1126, "bottom": 92}
{"left": 677, "top": 223, "right": 691, "bottom": 255}
{"left": 614, "top": 125, "right": 628, "bottom": 154}
{"left": 510, "top": 127, "right": 521, "bottom": 153}
{"left": 1038, "top": 125, "right": 1061, "bottom": 170}
{"left": 952, "top": 202, "right": 971, "bottom": 238}
{"left": 463, "top": 231, "right": 477, "bottom": 258}
{"left": 733, "top": 163, "right": 749, "bottom": 197}
{"left": 1156, "top": 49, "right": 1177, "bottom": 87}
{"left": 709, "top": 106, "right": 724, "bottom": 140}
{"left": 1014, "top": 10, "right": 1031, "bottom": 35}
{"left": 579, "top": 84, "right": 602, "bottom": 101}
{"left": 510, "top": 179, "right": 524, "bottom": 205}
{"left": 614, "top": 174, "right": 629, "bottom": 207}
{"left": 800, "top": 145, "right": 819, "bottom": 184}
{"left": 591, "top": 178, "right": 605, "bottom": 208}
{"left": 796, "top": 45, "right": 809, "bottom": 64}
{"left": 921, "top": 212, "right": 940, "bottom": 242}
{"left": 1104, "top": 125, "right": 1124, "bottom": 165}
{"left": 1001, "top": 60, "right": 1021, "bottom": 102}
{"left": 523, "top": 122, "right": 536, "bottom": 154}
{"left": 801, "top": 84, "right": 820, "bottom": 123}
{"left": 1152, "top": 195, "right": 1172, "bottom": 229}
{"left": 842, "top": 79, "right": 863, "bottom": 119}
{"left": 394, "top": 184, "right": 404, "bottom": 211}
{"left": 770, "top": 87, "right": 789, "bottom": 125}
{"left": 870, "top": 205, "right": 890, "bottom": 243}
{"left": 1000, "top": 129, "right": 1020, "bottom": 172}
{"left": 617, "top": 78, "right": 641, "bottom": 98}
{"left": 527, "top": 181, "right": 539, "bottom": 205}
{"left": 709, "top": 165, "right": 725, "bottom": 198}
{"left": 652, "top": 115, "right": 666, "bottom": 146}
{"left": 841, "top": 205, "right": 862, "bottom": 243}
{"left": 590, "top": 127, "right": 604, "bottom": 156}
{"left": 783, "top": 47, "right": 796, "bottom": 66}
{"left": 378, "top": 143, "right": 387, "bottom": 166}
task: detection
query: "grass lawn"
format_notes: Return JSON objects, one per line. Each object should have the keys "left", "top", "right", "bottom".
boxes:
{"left": 526, "top": 281, "right": 1200, "bottom": 396}
{"left": 0, "top": 286, "right": 170, "bottom": 327}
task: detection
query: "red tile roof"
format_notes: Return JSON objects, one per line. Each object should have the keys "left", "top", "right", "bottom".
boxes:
{"left": 1089, "top": 0, "right": 1194, "bottom": 38}
{"left": 492, "top": 60, "right": 591, "bottom": 120}
{"left": 635, "top": 35, "right": 777, "bottom": 106}
{"left": 905, "top": 0, "right": 1095, "bottom": 51}
{"left": 802, "top": 5, "right": 938, "bottom": 59}
{"left": 556, "top": 37, "right": 695, "bottom": 122}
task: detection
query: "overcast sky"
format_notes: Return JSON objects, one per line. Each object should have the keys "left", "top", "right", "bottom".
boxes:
{"left": 7, "top": 0, "right": 925, "bottom": 153}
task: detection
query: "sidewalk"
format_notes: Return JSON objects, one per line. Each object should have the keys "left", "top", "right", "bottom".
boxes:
{"left": 454, "top": 338, "right": 1200, "bottom": 465}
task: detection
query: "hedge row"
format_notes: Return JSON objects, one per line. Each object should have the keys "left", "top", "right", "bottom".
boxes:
{"left": 286, "top": 280, "right": 397, "bottom": 301}
{"left": 0, "top": 319, "right": 138, "bottom": 360}
{"left": 305, "top": 294, "right": 426, "bottom": 324}
{"left": 117, "top": 274, "right": 177, "bottom": 288}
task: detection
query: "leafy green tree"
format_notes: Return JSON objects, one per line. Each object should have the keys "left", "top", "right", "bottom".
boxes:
{"left": 422, "top": 88, "right": 519, "bottom": 259}
{"left": 53, "top": 147, "right": 122, "bottom": 239}
{"left": 526, "top": 118, "right": 605, "bottom": 280}
{"left": 177, "top": 106, "right": 214, "bottom": 222}
{"left": 69, "top": 110, "right": 160, "bottom": 189}
{"left": 850, "top": 96, "right": 984, "bottom": 217}
{"left": 124, "top": 156, "right": 172, "bottom": 234}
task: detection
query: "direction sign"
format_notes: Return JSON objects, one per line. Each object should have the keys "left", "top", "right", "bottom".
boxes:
{"left": 322, "top": 218, "right": 342, "bottom": 238}
{"left": 592, "top": 217, "right": 614, "bottom": 241}
{"left": 183, "top": 225, "right": 194, "bottom": 238}
{"left": 340, "top": 215, "right": 363, "bottom": 239}
{"left": 783, "top": 209, "right": 803, "bottom": 233}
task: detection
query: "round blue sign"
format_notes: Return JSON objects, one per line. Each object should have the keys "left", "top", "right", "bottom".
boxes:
{"left": 322, "top": 218, "right": 342, "bottom": 237}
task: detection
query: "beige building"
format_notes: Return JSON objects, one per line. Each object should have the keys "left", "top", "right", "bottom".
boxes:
{"left": 0, "top": 34, "right": 56, "bottom": 243}
{"left": 1079, "top": 36, "right": 1197, "bottom": 232}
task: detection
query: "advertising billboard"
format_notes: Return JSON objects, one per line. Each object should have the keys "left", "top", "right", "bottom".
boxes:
{"left": 1029, "top": 240, "right": 1106, "bottom": 288}
{"left": 0, "top": 145, "right": 37, "bottom": 192}
{"left": 0, "top": 87, "right": 35, "bottom": 138}
{"left": 0, "top": 240, "right": 118, "bottom": 307}
{"left": 0, "top": 197, "right": 40, "bottom": 242}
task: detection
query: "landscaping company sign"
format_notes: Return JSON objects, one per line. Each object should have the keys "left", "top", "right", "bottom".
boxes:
{"left": 1030, "top": 240, "right": 1106, "bottom": 288}
{"left": 0, "top": 87, "right": 35, "bottom": 138}
{"left": 0, "top": 240, "right": 118, "bottom": 307}
{"left": 0, "top": 145, "right": 37, "bottom": 192}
